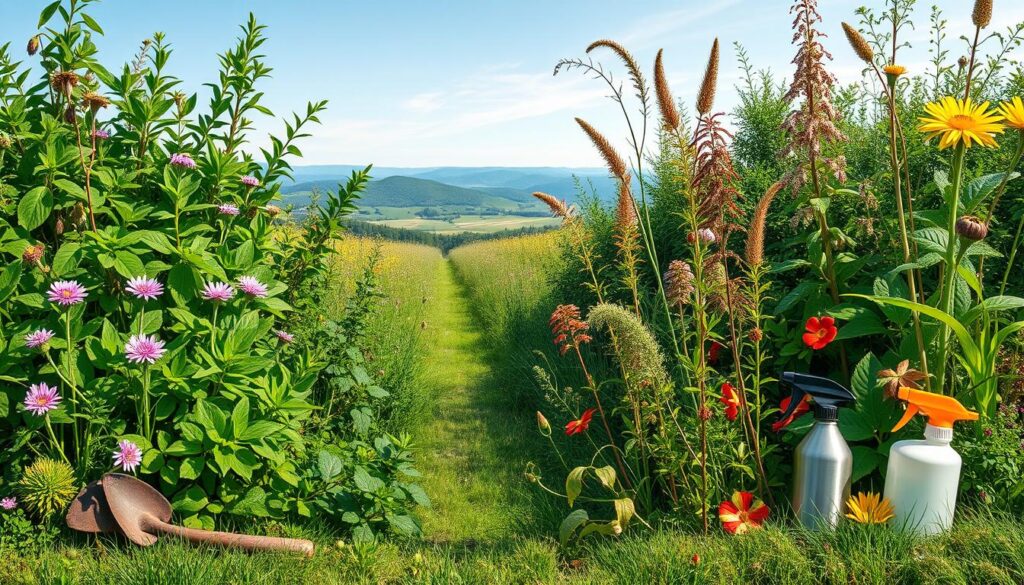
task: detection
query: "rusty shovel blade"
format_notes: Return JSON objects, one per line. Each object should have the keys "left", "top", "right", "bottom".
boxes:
{"left": 66, "top": 479, "right": 121, "bottom": 534}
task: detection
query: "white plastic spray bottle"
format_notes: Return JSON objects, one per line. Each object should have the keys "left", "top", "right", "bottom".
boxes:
{"left": 883, "top": 387, "right": 978, "bottom": 535}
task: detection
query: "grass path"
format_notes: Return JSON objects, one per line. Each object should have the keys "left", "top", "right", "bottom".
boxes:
{"left": 412, "top": 259, "right": 540, "bottom": 543}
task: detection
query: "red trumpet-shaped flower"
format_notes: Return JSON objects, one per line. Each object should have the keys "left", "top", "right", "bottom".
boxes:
{"left": 550, "top": 304, "right": 592, "bottom": 356}
{"left": 718, "top": 490, "right": 770, "bottom": 535}
{"left": 772, "top": 394, "right": 811, "bottom": 432}
{"left": 719, "top": 382, "right": 740, "bottom": 421}
{"left": 802, "top": 316, "right": 838, "bottom": 350}
{"left": 565, "top": 408, "right": 596, "bottom": 436}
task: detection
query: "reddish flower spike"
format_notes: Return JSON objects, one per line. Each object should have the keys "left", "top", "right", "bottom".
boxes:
{"left": 802, "top": 316, "right": 838, "bottom": 350}
{"left": 550, "top": 305, "right": 591, "bottom": 356}
{"left": 565, "top": 408, "right": 596, "bottom": 436}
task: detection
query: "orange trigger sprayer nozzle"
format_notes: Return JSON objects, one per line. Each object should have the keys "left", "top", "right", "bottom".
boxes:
{"left": 890, "top": 387, "right": 978, "bottom": 432}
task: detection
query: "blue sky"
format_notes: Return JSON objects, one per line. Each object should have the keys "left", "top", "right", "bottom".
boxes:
{"left": 4, "top": 1, "right": 1023, "bottom": 167}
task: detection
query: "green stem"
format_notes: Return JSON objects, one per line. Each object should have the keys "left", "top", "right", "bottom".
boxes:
{"left": 64, "top": 311, "right": 80, "bottom": 462}
{"left": 935, "top": 142, "right": 967, "bottom": 394}
{"left": 45, "top": 415, "right": 70, "bottom": 465}
{"left": 141, "top": 365, "right": 152, "bottom": 441}
{"left": 1000, "top": 214, "right": 1024, "bottom": 296}
{"left": 210, "top": 303, "right": 219, "bottom": 357}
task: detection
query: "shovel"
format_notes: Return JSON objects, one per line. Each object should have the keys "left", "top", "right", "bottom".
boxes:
{"left": 66, "top": 474, "right": 314, "bottom": 557}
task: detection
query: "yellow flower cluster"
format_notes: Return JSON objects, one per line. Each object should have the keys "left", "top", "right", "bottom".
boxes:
{"left": 918, "top": 96, "right": 1024, "bottom": 150}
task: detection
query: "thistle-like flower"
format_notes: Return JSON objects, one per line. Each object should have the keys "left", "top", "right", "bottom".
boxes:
{"left": 113, "top": 440, "right": 143, "bottom": 473}
{"left": 125, "top": 276, "right": 164, "bottom": 301}
{"left": 0, "top": 497, "right": 16, "bottom": 510}
{"left": 92, "top": 128, "right": 110, "bottom": 140}
{"left": 47, "top": 280, "right": 87, "bottom": 306}
{"left": 663, "top": 260, "right": 695, "bottom": 307}
{"left": 24, "top": 383, "right": 61, "bottom": 416}
{"left": 201, "top": 282, "right": 235, "bottom": 302}
{"left": 218, "top": 203, "right": 240, "bottom": 216}
{"left": 124, "top": 334, "right": 166, "bottom": 364}
{"left": 169, "top": 153, "right": 196, "bottom": 169}
{"left": 241, "top": 175, "right": 260, "bottom": 188}
{"left": 24, "top": 329, "right": 55, "bottom": 350}
{"left": 22, "top": 243, "right": 45, "bottom": 265}
{"left": 237, "top": 276, "right": 268, "bottom": 298}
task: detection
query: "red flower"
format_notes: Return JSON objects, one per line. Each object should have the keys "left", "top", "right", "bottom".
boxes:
{"left": 550, "top": 304, "right": 592, "bottom": 356}
{"left": 802, "top": 316, "right": 837, "bottom": 350}
{"left": 707, "top": 340, "right": 724, "bottom": 364}
{"left": 718, "top": 490, "right": 770, "bottom": 535}
{"left": 771, "top": 394, "right": 811, "bottom": 432}
{"left": 719, "top": 382, "right": 740, "bottom": 421}
{"left": 565, "top": 408, "right": 596, "bottom": 436}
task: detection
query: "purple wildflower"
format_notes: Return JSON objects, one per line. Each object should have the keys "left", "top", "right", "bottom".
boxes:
{"left": 237, "top": 276, "right": 268, "bottom": 298}
{"left": 275, "top": 330, "right": 294, "bottom": 344}
{"left": 47, "top": 280, "right": 87, "bottom": 306}
{"left": 0, "top": 497, "right": 16, "bottom": 511}
{"left": 124, "top": 334, "right": 166, "bottom": 365}
{"left": 25, "top": 329, "right": 55, "bottom": 350}
{"left": 218, "top": 203, "right": 240, "bottom": 216}
{"left": 698, "top": 228, "right": 717, "bottom": 244}
{"left": 92, "top": 129, "right": 110, "bottom": 140}
{"left": 241, "top": 175, "right": 260, "bottom": 188}
{"left": 113, "top": 440, "right": 142, "bottom": 473}
{"left": 201, "top": 282, "right": 234, "bottom": 302}
{"left": 984, "top": 428, "right": 994, "bottom": 437}
{"left": 169, "top": 153, "right": 196, "bottom": 169}
{"left": 24, "top": 382, "right": 61, "bottom": 416}
{"left": 125, "top": 276, "right": 164, "bottom": 301}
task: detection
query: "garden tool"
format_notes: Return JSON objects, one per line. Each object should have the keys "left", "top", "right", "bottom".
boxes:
{"left": 777, "top": 372, "right": 856, "bottom": 530}
{"left": 66, "top": 474, "right": 315, "bottom": 556}
{"left": 884, "top": 388, "right": 978, "bottom": 535}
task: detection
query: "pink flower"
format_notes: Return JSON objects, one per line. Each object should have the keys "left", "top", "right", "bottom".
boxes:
{"left": 241, "top": 175, "right": 260, "bottom": 188}
{"left": 237, "top": 276, "right": 268, "bottom": 298}
{"left": 113, "top": 440, "right": 142, "bottom": 473}
{"left": 25, "top": 329, "right": 55, "bottom": 349}
{"left": 169, "top": 153, "right": 196, "bottom": 169}
{"left": 218, "top": 204, "right": 240, "bottom": 216}
{"left": 47, "top": 280, "right": 87, "bottom": 306}
{"left": 24, "top": 382, "right": 61, "bottom": 415}
{"left": 125, "top": 276, "right": 163, "bottom": 301}
{"left": 201, "top": 282, "right": 234, "bottom": 302}
{"left": 276, "top": 330, "right": 294, "bottom": 344}
{"left": 92, "top": 129, "right": 110, "bottom": 139}
{"left": 0, "top": 497, "right": 16, "bottom": 511}
{"left": 124, "top": 334, "right": 166, "bottom": 364}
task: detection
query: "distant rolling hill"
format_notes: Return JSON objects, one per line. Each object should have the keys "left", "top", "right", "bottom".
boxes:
{"left": 281, "top": 175, "right": 539, "bottom": 210}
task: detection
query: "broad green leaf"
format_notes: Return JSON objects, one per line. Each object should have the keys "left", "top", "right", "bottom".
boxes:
{"left": 851, "top": 445, "right": 883, "bottom": 482}
{"left": 614, "top": 497, "right": 635, "bottom": 527}
{"left": 847, "top": 294, "right": 977, "bottom": 358}
{"left": 559, "top": 509, "right": 589, "bottom": 546}
{"left": 171, "top": 486, "right": 208, "bottom": 513}
{"left": 230, "top": 397, "right": 250, "bottom": 438}
{"left": 179, "top": 457, "right": 205, "bottom": 480}
{"left": 593, "top": 465, "right": 616, "bottom": 490}
{"left": 386, "top": 514, "right": 421, "bottom": 537}
{"left": 17, "top": 186, "right": 53, "bottom": 230}
{"left": 317, "top": 450, "right": 343, "bottom": 480}
{"left": 353, "top": 466, "right": 385, "bottom": 493}
{"left": 566, "top": 466, "right": 587, "bottom": 507}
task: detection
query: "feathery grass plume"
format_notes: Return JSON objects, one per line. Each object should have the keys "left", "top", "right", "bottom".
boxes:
{"left": 696, "top": 39, "right": 720, "bottom": 115}
{"left": 586, "top": 39, "right": 650, "bottom": 112}
{"left": 780, "top": 0, "right": 848, "bottom": 192}
{"left": 841, "top": 22, "right": 874, "bottom": 64}
{"left": 587, "top": 303, "right": 668, "bottom": 388}
{"left": 663, "top": 260, "right": 695, "bottom": 306}
{"left": 691, "top": 113, "right": 743, "bottom": 235}
{"left": 17, "top": 458, "right": 77, "bottom": 520}
{"left": 576, "top": 117, "right": 628, "bottom": 181}
{"left": 745, "top": 182, "right": 784, "bottom": 267}
{"left": 532, "top": 192, "right": 574, "bottom": 220}
{"left": 615, "top": 175, "right": 638, "bottom": 229}
{"left": 972, "top": 0, "right": 992, "bottom": 28}
{"left": 654, "top": 49, "right": 681, "bottom": 131}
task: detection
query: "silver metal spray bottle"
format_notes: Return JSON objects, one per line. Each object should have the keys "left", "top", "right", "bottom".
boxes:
{"left": 778, "top": 372, "right": 856, "bottom": 530}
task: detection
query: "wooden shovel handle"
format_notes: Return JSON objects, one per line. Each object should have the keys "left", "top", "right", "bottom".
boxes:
{"left": 144, "top": 517, "right": 315, "bottom": 557}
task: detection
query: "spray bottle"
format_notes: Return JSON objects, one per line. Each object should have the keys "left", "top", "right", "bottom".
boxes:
{"left": 883, "top": 387, "right": 978, "bottom": 535}
{"left": 777, "top": 372, "right": 856, "bottom": 529}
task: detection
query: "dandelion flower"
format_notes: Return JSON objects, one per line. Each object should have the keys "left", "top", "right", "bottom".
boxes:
{"left": 201, "top": 282, "right": 234, "bottom": 302}
{"left": 0, "top": 497, "right": 16, "bottom": 510}
{"left": 241, "top": 175, "right": 260, "bottom": 188}
{"left": 169, "top": 153, "right": 196, "bottom": 169}
{"left": 237, "top": 276, "right": 268, "bottom": 298}
{"left": 25, "top": 329, "right": 55, "bottom": 350}
{"left": 918, "top": 97, "right": 1004, "bottom": 150}
{"left": 218, "top": 203, "right": 240, "bottom": 216}
{"left": 113, "top": 440, "right": 143, "bottom": 473}
{"left": 719, "top": 491, "right": 770, "bottom": 535}
{"left": 719, "top": 382, "right": 740, "bottom": 422}
{"left": 24, "top": 383, "right": 61, "bottom": 416}
{"left": 565, "top": 408, "right": 596, "bottom": 436}
{"left": 999, "top": 97, "right": 1024, "bottom": 130}
{"left": 845, "top": 492, "right": 895, "bottom": 524}
{"left": 47, "top": 280, "right": 87, "bottom": 306}
{"left": 275, "top": 329, "right": 294, "bottom": 344}
{"left": 124, "top": 334, "right": 166, "bottom": 364}
{"left": 802, "top": 316, "right": 838, "bottom": 350}
{"left": 125, "top": 276, "right": 163, "bottom": 301}
{"left": 883, "top": 64, "right": 906, "bottom": 77}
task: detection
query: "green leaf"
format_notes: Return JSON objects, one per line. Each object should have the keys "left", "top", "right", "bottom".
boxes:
{"left": 38, "top": 1, "right": 61, "bottom": 27}
{"left": 566, "top": 466, "right": 587, "bottom": 507}
{"left": 179, "top": 457, "right": 205, "bottom": 480}
{"left": 171, "top": 486, "right": 208, "bottom": 513}
{"left": 593, "top": 465, "right": 616, "bottom": 490}
{"left": 113, "top": 251, "right": 145, "bottom": 279}
{"left": 239, "top": 420, "right": 284, "bottom": 441}
{"left": 832, "top": 308, "right": 886, "bottom": 341}
{"left": 847, "top": 294, "right": 977, "bottom": 358}
{"left": 386, "top": 514, "right": 421, "bottom": 537}
{"left": 18, "top": 186, "right": 53, "bottom": 230}
{"left": 850, "top": 352, "right": 883, "bottom": 401}
{"left": 53, "top": 179, "right": 85, "bottom": 199}
{"left": 80, "top": 12, "right": 104, "bottom": 34}
{"left": 317, "top": 450, "right": 343, "bottom": 480}
{"left": 351, "top": 407, "right": 372, "bottom": 435}
{"left": 403, "top": 483, "right": 431, "bottom": 507}
{"left": 353, "top": 466, "right": 385, "bottom": 493}
{"left": 559, "top": 509, "right": 589, "bottom": 546}
{"left": 614, "top": 497, "right": 635, "bottom": 527}
{"left": 230, "top": 397, "right": 249, "bottom": 439}
{"left": 230, "top": 486, "right": 269, "bottom": 517}
{"left": 851, "top": 445, "right": 883, "bottom": 482}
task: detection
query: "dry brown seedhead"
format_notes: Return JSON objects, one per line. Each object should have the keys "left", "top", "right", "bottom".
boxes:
{"left": 654, "top": 49, "right": 680, "bottom": 131}
{"left": 972, "top": 0, "right": 992, "bottom": 28}
{"left": 615, "top": 174, "right": 637, "bottom": 230}
{"left": 586, "top": 39, "right": 648, "bottom": 104}
{"left": 745, "top": 182, "right": 784, "bottom": 267}
{"left": 82, "top": 92, "right": 111, "bottom": 113}
{"left": 533, "top": 192, "right": 573, "bottom": 220}
{"left": 50, "top": 70, "right": 79, "bottom": 96}
{"left": 575, "top": 118, "right": 628, "bottom": 181}
{"left": 696, "top": 39, "right": 720, "bottom": 115}
{"left": 841, "top": 22, "right": 874, "bottom": 64}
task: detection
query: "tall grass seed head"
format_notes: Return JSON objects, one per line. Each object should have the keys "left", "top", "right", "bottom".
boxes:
{"left": 696, "top": 38, "right": 720, "bottom": 115}
{"left": 654, "top": 49, "right": 681, "bottom": 131}
{"left": 841, "top": 22, "right": 873, "bottom": 64}
{"left": 972, "top": 0, "right": 993, "bottom": 28}
{"left": 17, "top": 458, "right": 77, "bottom": 520}
{"left": 587, "top": 303, "right": 668, "bottom": 388}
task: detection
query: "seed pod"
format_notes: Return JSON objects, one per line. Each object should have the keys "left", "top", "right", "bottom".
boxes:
{"left": 958, "top": 56, "right": 969, "bottom": 69}
{"left": 972, "top": 0, "right": 993, "bottom": 28}
{"left": 63, "top": 106, "right": 76, "bottom": 124}
{"left": 0, "top": 132, "right": 12, "bottom": 149}
{"left": 22, "top": 244, "right": 45, "bottom": 264}
{"left": 749, "top": 328, "right": 763, "bottom": 342}
{"left": 956, "top": 215, "right": 988, "bottom": 241}
{"left": 70, "top": 202, "right": 86, "bottom": 228}
{"left": 536, "top": 411, "right": 551, "bottom": 437}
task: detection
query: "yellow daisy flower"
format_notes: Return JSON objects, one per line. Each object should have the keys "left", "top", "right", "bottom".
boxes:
{"left": 999, "top": 96, "right": 1024, "bottom": 130}
{"left": 883, "top": 64, "right": 906, "bottom": 76}
{"left": 845, "top": 492, "right": 895, "bottom": 524}
{"left": 918, "top": 96, "right": 1005, "bottom": 149}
